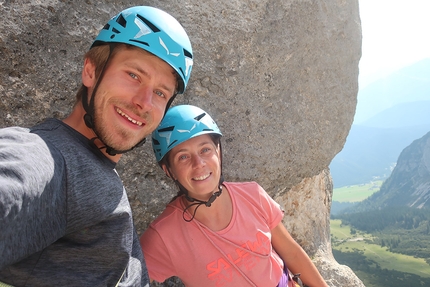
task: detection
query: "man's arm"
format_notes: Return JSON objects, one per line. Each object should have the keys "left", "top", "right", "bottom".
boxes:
{"left": 0, "top": 127, "right": 66, "bottom": 269}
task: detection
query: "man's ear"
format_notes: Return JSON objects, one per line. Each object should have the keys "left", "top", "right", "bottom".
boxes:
{"left": 82, "top": 58, "right": 96, "bottom": 88}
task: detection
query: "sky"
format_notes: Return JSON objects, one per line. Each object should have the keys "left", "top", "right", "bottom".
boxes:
{"left": 358, "top": 0, "right": 430, "bottom": 89}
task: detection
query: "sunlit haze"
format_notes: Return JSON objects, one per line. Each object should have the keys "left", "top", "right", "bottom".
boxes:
{"left": 358, "top": 0, "right": 430, "bottom": 88}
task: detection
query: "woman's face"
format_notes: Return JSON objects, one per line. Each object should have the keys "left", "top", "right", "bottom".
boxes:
{"left": 165, "top": 134, "right": 221, "bottom": 200}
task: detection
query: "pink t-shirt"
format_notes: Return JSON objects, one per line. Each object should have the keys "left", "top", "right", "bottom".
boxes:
{"left": 141, "top": 181, "right": 285, "bottom": 287}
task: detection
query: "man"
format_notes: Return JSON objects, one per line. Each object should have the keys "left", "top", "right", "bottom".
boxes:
{"left": 0, "top": 6, "right": 193, "bottom": 287}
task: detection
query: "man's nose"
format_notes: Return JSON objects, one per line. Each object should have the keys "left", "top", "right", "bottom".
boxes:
{"left": 133, "top": 86, "right": 153, "bottom": 111}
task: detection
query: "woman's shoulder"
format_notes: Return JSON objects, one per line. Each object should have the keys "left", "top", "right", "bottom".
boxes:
{"left": 149, "top": 198, "right": 185, "bottom": 229}
{"left": 224, "top": 181, "right": 263, "bottom": 195}
{"left": 223, "top": 181, "right": 261, "bottom": 189}
{"left": 223, "top": 181, "right": 268, "bottom": 207}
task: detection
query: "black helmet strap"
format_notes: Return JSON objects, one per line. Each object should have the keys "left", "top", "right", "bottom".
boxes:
{"left": 180, "top": 175, "right": 224, "bottom": 223}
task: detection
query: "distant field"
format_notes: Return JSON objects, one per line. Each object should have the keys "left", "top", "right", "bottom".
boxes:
{"left": 330, "top": 219, "right": 430, "bottom": 278}
{"left": 332, "top": 181, "right": 382, "bottom": 202}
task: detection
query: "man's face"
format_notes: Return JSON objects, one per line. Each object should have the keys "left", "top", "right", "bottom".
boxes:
{"left": 88, "top": 47, "right": 177, "bottom": 152}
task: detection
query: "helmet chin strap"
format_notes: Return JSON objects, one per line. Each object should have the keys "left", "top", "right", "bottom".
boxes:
{"left": 87, "top": 136, "right": 147, "bottom": 156}
{"left": 82, "top": 43, "right": 146, "bottom": 156}
{"left": 179, "top": 175, "right": 225, "bottom": 222}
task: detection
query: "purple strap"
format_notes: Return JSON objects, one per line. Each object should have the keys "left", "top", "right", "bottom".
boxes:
{"left": 277, "top": 264, "right": 290, "bottom": 287}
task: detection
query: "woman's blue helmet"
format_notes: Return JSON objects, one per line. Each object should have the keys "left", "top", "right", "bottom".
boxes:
{"left": 91, "top": 6, "right": 193, "bottom": 94}
{"left": 152, "top": 105, "right": 222, "bottom": 162}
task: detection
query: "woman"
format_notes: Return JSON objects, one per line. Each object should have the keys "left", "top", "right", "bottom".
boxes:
{"left": 140, "top": 105, "right": 328, "bottom": 287}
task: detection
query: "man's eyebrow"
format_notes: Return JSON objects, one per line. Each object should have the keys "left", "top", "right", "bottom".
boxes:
{"left": 125, "top": 62, "right": 148, "bottom": 77}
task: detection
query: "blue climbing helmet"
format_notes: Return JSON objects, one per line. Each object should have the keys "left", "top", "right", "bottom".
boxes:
{"left": 91, "top": 6, "right": 193, "bottom": 94}
{"left": 152, "top": 105, "right": 222, "bottom": 162}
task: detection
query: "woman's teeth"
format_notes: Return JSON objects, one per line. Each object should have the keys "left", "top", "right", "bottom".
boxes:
{"left": 116, "top": 108, "right": 143, "bottom": 126}
{"left": 193, "top": 173, "right": 210, "bottom": 181}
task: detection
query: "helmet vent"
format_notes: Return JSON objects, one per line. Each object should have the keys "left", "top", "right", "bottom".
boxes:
{"left": 194, "top": 113, "right": 206, "bottom": 122}
{"left": 102, "top": 23, "right": 110, "bottom": 31}
{"left": 129, "top": 39, "right": 149, "bottom": 47}
{"left": 168, "top": 140, "right": 178, "bottom": 149}
{"left": 184, "top": 49, "right": 193, "bottom": 59}
{"left": 158, "top": 126, "right": 175, "bottom": 133}
{"left": 178, "top": 68, "right": 185, "bottom": 79}
{"left": 116, "top": 13, "right": 127, "bottom": 28}
{"left": 136, "top": 14, "right": 160, "bottom": 33}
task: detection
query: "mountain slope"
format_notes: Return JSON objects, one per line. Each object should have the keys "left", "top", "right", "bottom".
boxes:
{"left": 330, "top": 124, "right": 430, "bottom": 187}
{"left": 349, "top": 131, "right": 430, "bottom": 212}
{"left": 330, "top": 59, "right": 430, "bottom": 188}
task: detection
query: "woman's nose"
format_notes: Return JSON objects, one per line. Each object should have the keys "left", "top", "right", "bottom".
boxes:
{"left": 192, "top": 155, "right": 205, "bottom": 168}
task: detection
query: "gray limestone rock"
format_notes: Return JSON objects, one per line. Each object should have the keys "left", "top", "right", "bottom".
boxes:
{"left": 0, "top": 0, "right": 363, "bottom": 286}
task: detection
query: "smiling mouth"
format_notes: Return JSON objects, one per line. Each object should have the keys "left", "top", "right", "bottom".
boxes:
{"left": 116, "top": 108, "right": 143, "bottom": 126}
{"left": 193, "top": 173, "right": 211, "bottom": 181}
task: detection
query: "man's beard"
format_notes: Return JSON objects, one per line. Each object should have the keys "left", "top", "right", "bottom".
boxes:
{"left": 92, "top": 109, "right": 145, "bottom": 152}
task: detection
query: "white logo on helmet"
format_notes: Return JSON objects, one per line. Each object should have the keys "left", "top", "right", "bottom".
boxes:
{"left": 159, "top": 38, "right": 180, "bottom": 57}
{"left": 158, "top": 123, "right": 196, "bottom": 147}
{"left": 133, "top": 18, "right": 151, "bottom": 38}
{"left": 184, "top": 58, "right": 193, "bottom": 77}
{"left": 158, "top": 131, "right": 172, "bottom": 146}
{"left": 177, "top": 123, "right": 196, "bottom": 134}
{"left": 132, "top": 17, "right": 193, "bottom": 80}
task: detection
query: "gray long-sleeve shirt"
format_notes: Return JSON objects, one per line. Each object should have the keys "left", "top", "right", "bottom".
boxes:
{"left": 0, "top": 119, "right": 149, "bottom": 287}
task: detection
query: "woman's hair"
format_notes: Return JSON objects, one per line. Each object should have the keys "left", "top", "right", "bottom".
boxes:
{"left": 161, "top": 134, "right": 222, "bottom": 203}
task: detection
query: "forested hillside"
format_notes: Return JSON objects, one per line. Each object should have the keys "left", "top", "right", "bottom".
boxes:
{"left": 334, "top": 207, "right": 430, "bottom": 260}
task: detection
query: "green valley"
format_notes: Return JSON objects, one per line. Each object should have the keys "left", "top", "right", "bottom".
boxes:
{"left": 330, "top": 184, "right": 430, "bottom": 287}
{"left": 332, "top": 181, "right": 382, "bottom": 202}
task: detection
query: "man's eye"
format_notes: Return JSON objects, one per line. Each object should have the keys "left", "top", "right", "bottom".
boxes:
{"left": 155, "top": 90, "right": 166, "bottom": 98}
{"left": 129, "top": 73, "right": 138, "bottom": 80}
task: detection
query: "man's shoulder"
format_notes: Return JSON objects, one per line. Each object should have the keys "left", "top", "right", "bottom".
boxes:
{"left": 0, "top": 126, "right": 31, "bottom": 139}
{"left": 30, "top": 119, "right": 89, "bottom": 153}
{"left": 30, "top": 118, "right": 67, "bottom": 137}
{"left": 0, "top": 125, "right": 45, "bottom": 148}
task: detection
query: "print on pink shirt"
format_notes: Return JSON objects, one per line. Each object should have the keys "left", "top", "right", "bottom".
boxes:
{"left": 206, "top": 231, "right": 271, "bottom": 286}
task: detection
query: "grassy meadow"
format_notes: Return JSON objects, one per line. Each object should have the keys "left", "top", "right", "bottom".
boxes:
{"left": 330, "top": 219, "right": 430, "bottom": 279}
{"left": 331, "top": 183, "right": 430, "bottom": 286}
{"left": 332, "top": 180, "right": 382, "bottom": 202}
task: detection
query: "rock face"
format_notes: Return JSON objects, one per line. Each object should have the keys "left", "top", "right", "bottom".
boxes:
{"left": 0, "top": 0, "right": 363, "bottom": 286}
{"left": 276, "top": 169, "right": 366, "bottom": 287}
